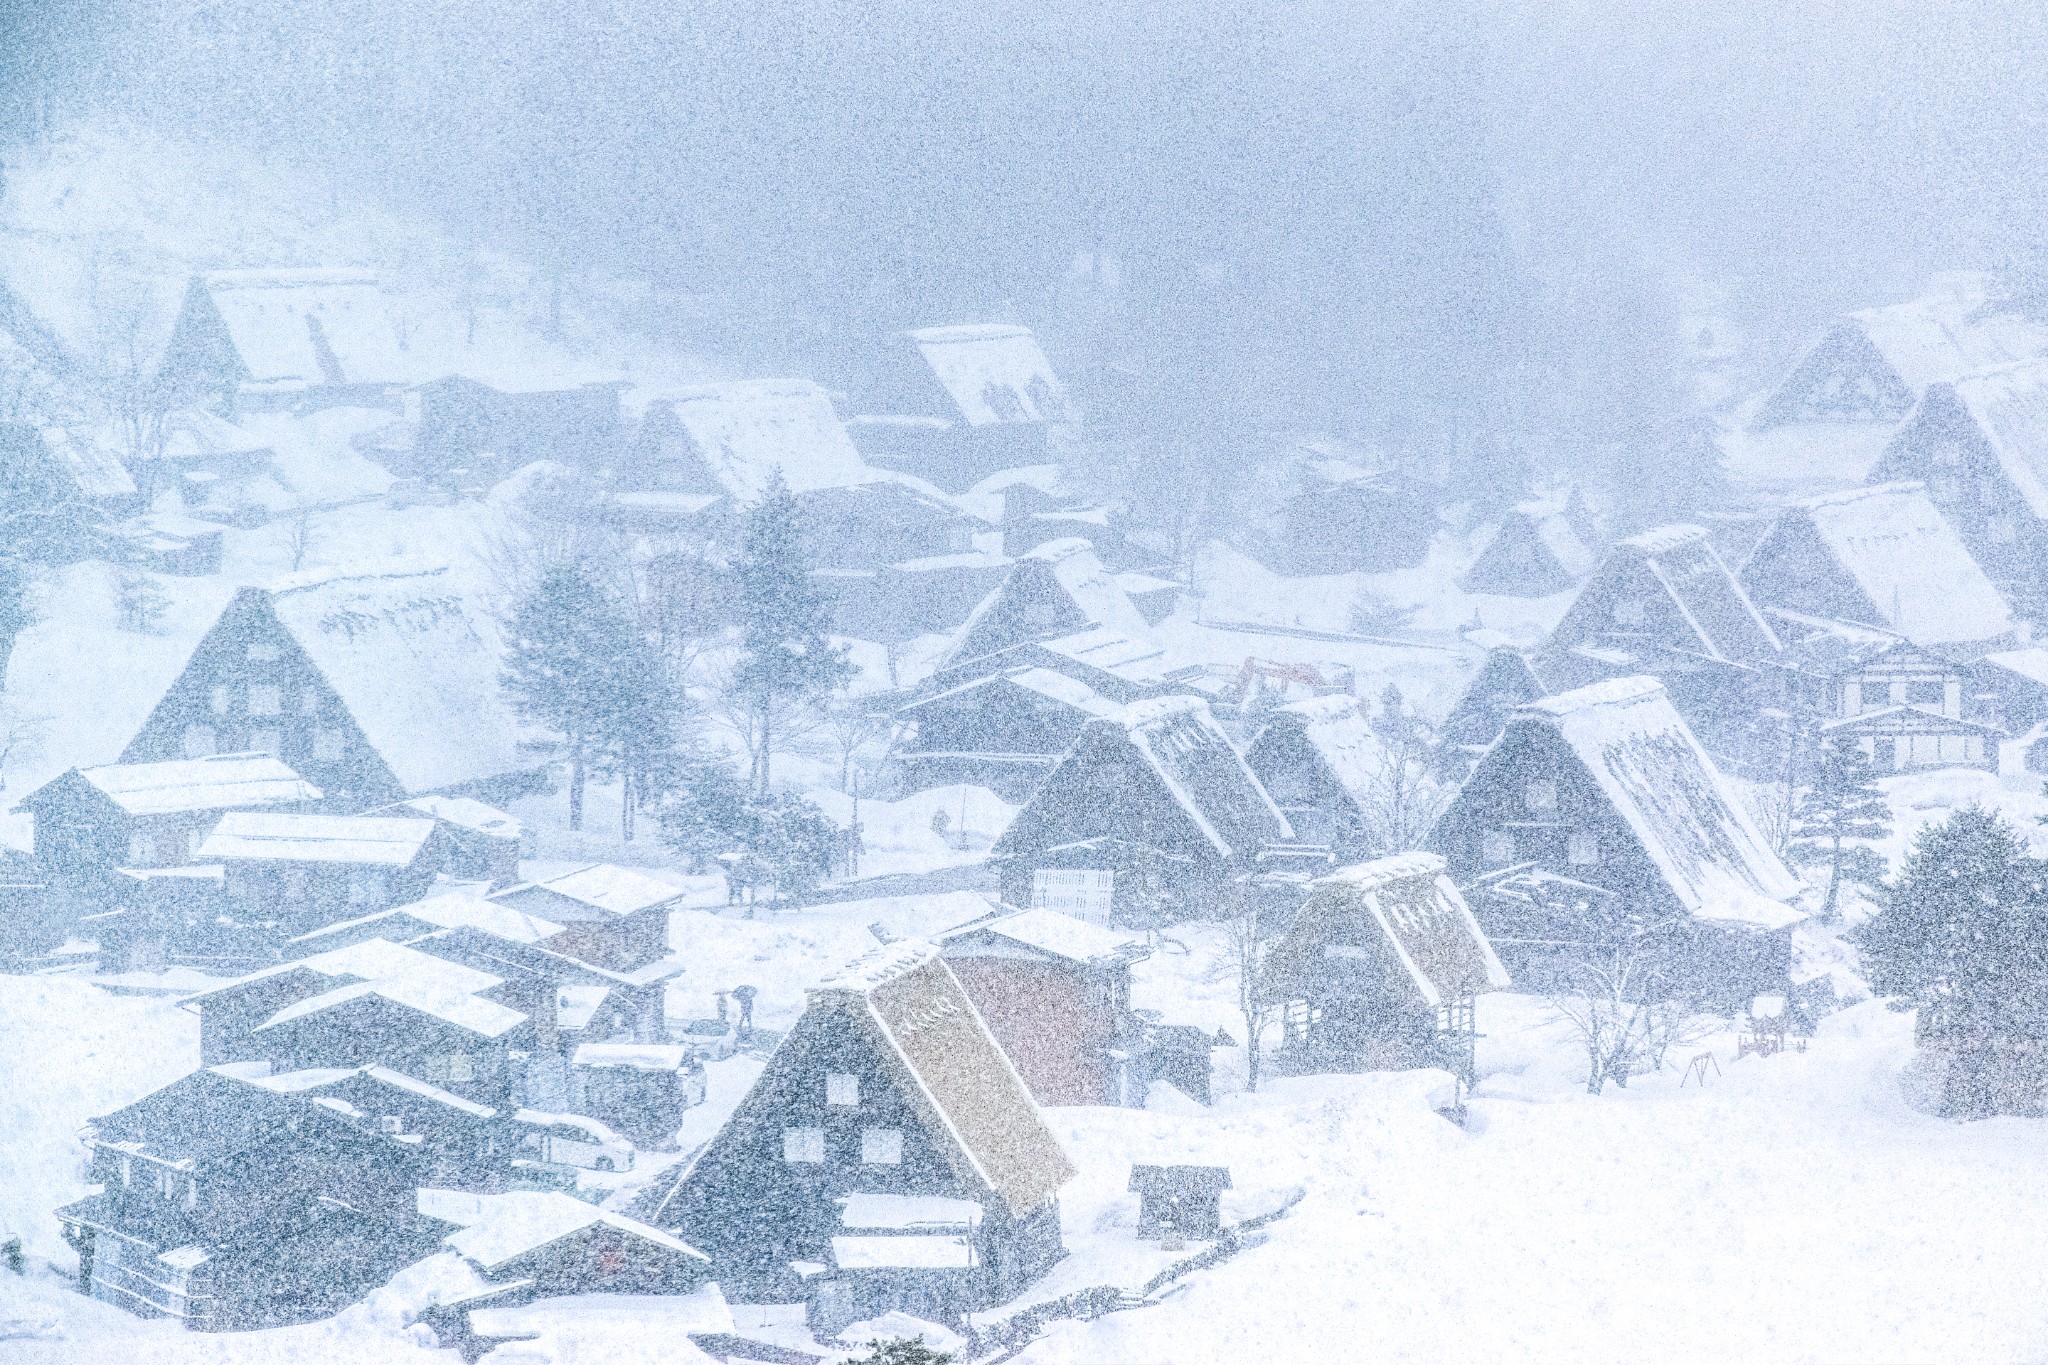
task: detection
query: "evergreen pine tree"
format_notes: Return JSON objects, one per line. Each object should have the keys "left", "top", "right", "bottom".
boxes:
{"left": 1857, "top": 806, "right": 2048, "bottom": 1041}
{"left": 731, "top": 474, "right": 853, "bottom": 792}
{"left": 1788, "top": 734, "right": 1892, "bottom": 919}
{"left": 501, "top": 564, "right": 647, "bottom": 831}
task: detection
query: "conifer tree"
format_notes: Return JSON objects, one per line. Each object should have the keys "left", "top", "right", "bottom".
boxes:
{"left": 1857, "top": 806, "right": 2048, "bottom": 1041}
{"left": 501, "top": 564, "right": 646, "bottom": 831}
{"left": 1789, "top": 734, "right": 1892, "bottom": 919}
{"left": 731, "top": 474, "right": 852, "bottom": 792}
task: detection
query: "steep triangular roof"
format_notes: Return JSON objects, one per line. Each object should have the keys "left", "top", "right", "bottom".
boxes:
{"left": 907, "top": 325, "right": 1066, "bottom": 427}
{"left": 1267, "top": 852, "right": 1510, "bottom": 1008}
{"left": 1742, "top": 482, "right": 2015, "bottom": 645}
{"left": 659, "top": 942, "right": 1073, "bottom": 1226}
{"left": 1934, "top": 357, "right": 2048, "bottom": 520}
{"left": 1849, "top": 281, "right": 2048, "bottom": 393}
{"left": 947, "top": 538, "right": 1151, "bottom": 670}
{"left": 646, "top": 378, "right": 883, "bottom": 501}
{"left": 1494, "top": 677, "right": 1802, "bottom": 928}
{"left": 264, "top": 562, "right": 534, "bottom": 795}
{"left": 1550, "top": 525, "right": 1780, "bottom": 668}
{"left": 1249, "top": 694, "right": 1386, "bottom": 818}
{"left": 185, "top": 269, "right": 409, "bottom": 388}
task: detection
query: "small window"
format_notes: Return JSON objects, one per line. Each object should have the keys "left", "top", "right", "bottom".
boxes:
{"left": 1612, "top": 598, "right": 1647, "bottom": 627}
{"left": 378, "top": 1115, "right": 404, "bottom": 1135}
{"left": 1989, "top": 516, "right": 2018, "bottom": 545}
{"left": 826, "top": 1073, "right": 860, "bottom": 1107}
{"left": 311, "top": 728, "right": 346, "bottom": 761}
{"left": 120, "top": 1157, "right": 132, "bottom": 1187}
{"left": 181, "top": 724, "right": 218, "bottom": 758}
{"left": 247, "top": 643, "right": 282, "bottom": 663}
{"left": 445, "top": 1053, "right": 474, "bottom": 1083}
{"left": 247, "top": 684, "right": 282, "bottom": 716}
{"left": 128, "top": 831, "right": 156, "bottom": 865}
{"left": 182, "top": 1177, "right": 197, "bottom": 1212}
{"left": 1031, "top": 868, "right": 1115, "bottom": 924}
{"left": 248, "top": 727, "right": 283, "bottom": 757}
{"left": 1482, "top": 830, "right": 1516, "bottom": 865}
{"left": 1906, "top": 680, "right": 1943, "bottom": 706}
{"left": 1568, "top": 830, "right": 1601, "bottom": 866}
{"left": 348, "top": 868, "right": 389, "bottom": 906}
{"left": 1525, "top": 779, "right": 1558, "bottom": 812}
{"left": 155, "top": 1165, "right": 180, "bottom": 1199}
{"left": 861, "top": 1128, "right": 903, "bottom": 1165}
{"left": 783, "top": 1126, "right": 826, "bottom": 1163}
{"left": 210, "top": 685, "right": 231, "bottom": 715}
{"left": 299, "top": 689, "right": 321, "bottom": 716}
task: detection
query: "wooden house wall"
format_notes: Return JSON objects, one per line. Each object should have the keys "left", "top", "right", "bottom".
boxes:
{"left": 221, "top": 849, "right": 440, "bottom": 939}
{"left": 665, "top": 997, "right": 999, "bottom": 1294}
{"left": 1430, "top": 724, "right": 1675, "bottom": 920}
{"left": 995, "top": 733, "right": 1233, "bottom": 922}
{"left": 121, "top": 590, "right": 408, "bottom": 811}
{"left": 942, "top": 954, "right": 1126, "bottom": 1107}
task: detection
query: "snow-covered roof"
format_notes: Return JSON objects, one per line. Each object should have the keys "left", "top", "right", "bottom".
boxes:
{"left": 263, "top": 563, "right": 534, "bottom": 795}
{"left": 198, "top": 811, "right": 436, "bottom": 865}
{"left": 1271, "top": 853, "right": 1510, "bottom": 1009}
{"left": 67, "top": 753, "right": 320, "bottom": 817}
{"left": 653, "top": 378, "right": 880, "bottom": 500}
{"left": 812, "top": 942, "right": 1074, "bottom": 1216}
{"left": 938, "top": 906, "right": 1144, "bottom": 965}
{"left": 256, "top": 974, "right": 526, "bottom": 1038}
{"left": 425, "top": 1189, "right": 706, "bottom": 1270}
{"left": 832, "top": 1235, "right": 976, "bottom": 1270}
{"left": 400, "top": 795, "right": 524, "bottom": 840}
{"left": 1939, "top": 358, "right": 2048, "bottom": 521}
{"left": 196, "top": 269, "right": 408, "bottom": 388}
{"left": 1849, "top": 280, "right": 2048, "bottom": 393}
{"left": 1609, "top": 524, "right": 1781, "bottom": 665}
{"left": 1979, "top": 647, "right": 2048, "bottom": 691}
{"left": 908, "top": 324, "right": 1065, "bottom": 427}
{"left": 1037, "top": 627, "right": 1171, "bottom": 684}
{"left": 356, "top": 1064, "right": 499, "bottom": 1118}
{"left": 296, "top": 890, "right": 564, "bottom": 948}
{"left": 1771, "top": 482, "right": 2014, "bottom": 643}
{"left": 183, "top": 933, "right": 497, "bottom": 1007}
{"left": 573, "top": 1043, "right": 690, "bottom": 1071}
{"left": 1515, "top": 678, "right": 1803, "bottom": 928}
{"left": 493, "top": 863, "right": 684, "bottom": 917}
{"left": 1259, "top": 694, "right": 1386, "bottom": 815}
{"left": 946, "top": 538, "right": 1153, "bottom": 669}
{"left": 42, "top": 427, "right": 137, "bottom": 500}
{"left": 153, "top": 408, "right": 273, "bottom": 461}
{"left": 1117, "top": 696, "right": 1294, "bottom": 859}
{"left": 901, "top": 665, "right": 1120, "bottom": 720}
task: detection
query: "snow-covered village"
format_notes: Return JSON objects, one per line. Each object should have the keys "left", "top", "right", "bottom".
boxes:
{"left": 6, "top": 6, "right": 2048, "bottom": 1364}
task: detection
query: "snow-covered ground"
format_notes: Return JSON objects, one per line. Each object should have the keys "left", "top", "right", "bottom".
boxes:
{"left": 9, "top": 966, "right": 2048, "bottom": 1365}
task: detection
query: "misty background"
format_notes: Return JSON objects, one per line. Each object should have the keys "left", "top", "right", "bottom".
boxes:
{"left": 6, "top": 0, "right": 2048, "bottom": 529}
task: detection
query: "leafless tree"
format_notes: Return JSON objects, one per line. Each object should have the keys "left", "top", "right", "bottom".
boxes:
{"left": 115, "top": 570, "right": 171, "bottom": 634}
{"left": 819, "top": 697, "right": 897, "bottom": 796}
{"left": 1354, "top": 689, "right": 1457, "bottom": 854}
{"left": 1543, "top": 924, "right": 1718, "bottom": 1094}
{"left": 697, "top": 651, "right": 825, "bottom": 792}
{"left": 1209, "top": 880, "right": 1288, "bottom": 1093}
{"left": 285, "top": 509, "right": 317, "bottom": 572}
